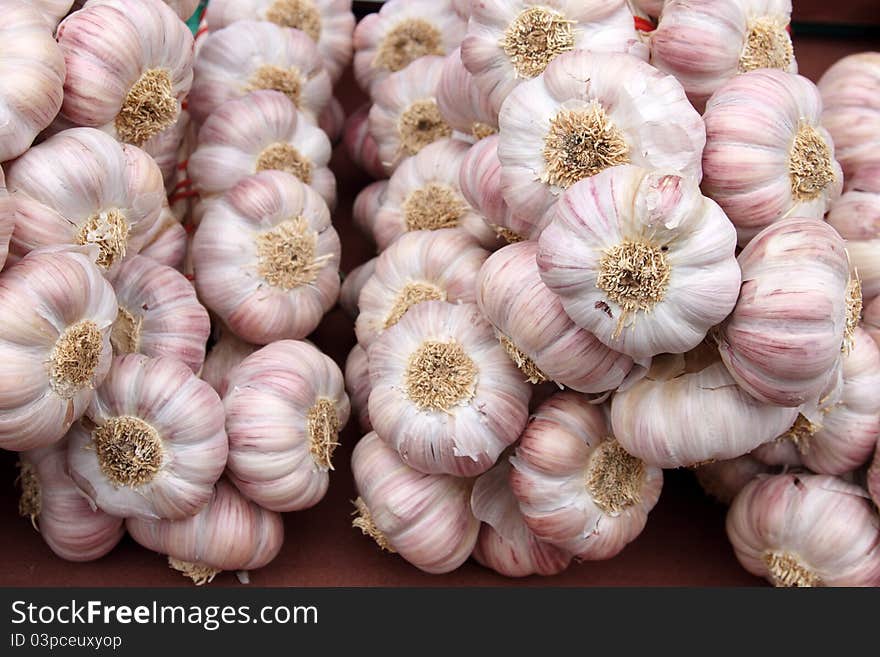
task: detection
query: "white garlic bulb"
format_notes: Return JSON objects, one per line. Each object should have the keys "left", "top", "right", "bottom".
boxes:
{"left": 139, "top": 202, "right": 187, "bottom": 271}
{"left": 352, "top": 180, "right": 388, "bottom": 239}
{"left": 865, "top": 295, "right": 880, "bottom": 349}
{"left": 344, "top": 104, "right": 386, "bottom": 180}
{"left": 200, "top": 327, "right": 258, "bottom": 399}
{"left": 368, "top": 300, "right": 531, "bottom": 477}
{"left": 0, "top": 168, "right": 12, "bottom": 271}
{"left": 351, "top": 431, "right": 479, "bottom": 574}
{"left": 67, "top": 354, "right": 228, "bottom": 520}
{"left": 694, "top": 455, "right": 775, "bottom": 506}
{"left": 436, "top": 48, "right": 498, "bottom": 142}
{"left": 340, "top": 258, "right": 377, "bottom": 318}
{"left": 538, "top": 165, "right": 740, "bottom": 360}
{"left": 345, "top": 344, "right": 372, "bottom": 433}
{"left": 0, "top": 248, "right": 116, "bottom": 451}
{"left": 21, "top": 0, "right": 74, "bottom": 26}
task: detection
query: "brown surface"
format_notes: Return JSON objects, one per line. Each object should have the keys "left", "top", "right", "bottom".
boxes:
{"left": 794, "top": 0, "right": 879, "bottom": 26}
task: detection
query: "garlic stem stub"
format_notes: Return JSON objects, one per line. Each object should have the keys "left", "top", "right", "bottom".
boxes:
{"left": 345, "top": 344, "right": 373, "bottom": 433}
{"left": 0, "top": 169, "right": 13, "bottom": 270}
{"left": 340, "top": 258, "right": 377, "bottom": 319}
{"left": 200, "top": 327, "right": 258, "bottom": 399}
{"left": 436, "top": 48, "right": 498, "bottom": 142}
{"left": 693, "top": 455, "right": 775, "bottom": 506}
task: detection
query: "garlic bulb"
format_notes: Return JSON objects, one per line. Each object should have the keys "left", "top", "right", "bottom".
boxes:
{"left": 139, "top": 202, "right": 187, "bottom": 270}
{"left": 727, "top": 474, "right": 880, "bottom": 587}
{"left": 510, "top": 391, "right": 662, "bottom": 560}
{"left": 340, "top": 258, "right": 377, "bottom": 318}
{"left": 368, "top": 300, "right": 531, "bottom": 476}
{"left": 611, "top": 346, "right": 800, "bottom": 468}
{"left": 865, "top": 295, "right": 880, "bottom": 349}
{"left": 437, "top": 48, "right": 498, "bottom": 142}
{"left": 718, "top": 218, "right": 852, "bottom": 407}
{"left": 0, "top": 248, "right": 116, "bottom": 451}
{"left": 538, "top": 165, "right": 740, "bottom": 360}
{"left": 650, "top": 0, "right": 796, "bottom": 110}
{"left": 22, "top": 0, "right": 74, "bottom": 26}
{"left": 189, "top": 90, "right": 336, "bottom": 209}
{"left": 371, "top": 139, "right": 498, "bottom": 250}
{"left": 702, "top": 70, "right": 843, "bottom": 247}
{"left": 189, "top": 20, "right": 332, "bottom": 125}
{"left": 224, "top": 340, "right": 350, "bottom": 512}
{"left": 345, "top": 344, "right": 372, "bottom": 433}
{"left": 127, "top": 478, "right": 284, "bottom": 585}
{"left": 352, "top": 180, "right": 388, "bottom": 239}
{"left": 162, "top": 0, "right": 199, "bottom": 19}
{"left": 694, "top": 455, "right": 775, "bottom": 506}
{"left": 205, "top": 0, "right": 355, "bottom": 83}
{"left": 109, "top": 255, "right": 210, "bottom": 374}
{"left": 0, "top": 168, "right": 12, "bottom": 271}
{"left": 352, "top": 0, "right": 466, "bottom": 95}
{"left": 356, "top": 230, "right": 488, "bottom": 347}
{"left": 0, "top": 1, "right": 65, "bottom": 162}
{"left": 192, "top": 171, "right": 341, "bottom": 345}
{"left": 18, "top": 438, "right": 124, "bottom": 562}
{"left": 56, "top": 0, "right": 193, "bottom": 149}
{"left": 344, "top": 104, "right": 386, "bottom": 180}
{"left": 628, "top": 0, "right": 664, "bottom": 19}
{"left": 477, "top": 241, "right": 635, "bottom": 392}
{"left": 462, "top": 0, "right": 645, "bottom": 117}
{"left": 351, "top": 432, "right": 479, "bottom": 574}
{"left": 471, "top": 458, "right": 572, "bottom": 577}
{"left": 498, "top": 50, "right": 705, "bottom": 225}
{"left": 201, "top": 327, "right": 258, "bottom": 398}
{"left": 67, "top": 354, "right": 228, "bottom": 520}
{"left": 818, "top": 52, "right": 880, "bottom": 179}
{"left": 6, "top": 128, "right": 165, "bottom": 274}
{"left": 319, "top": 96, "right": 346, "bottom": 145}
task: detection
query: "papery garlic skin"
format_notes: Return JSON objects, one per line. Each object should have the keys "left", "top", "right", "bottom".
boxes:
{"left": 538, "top": 166, "right": 740, "bottom": 360}
{"left": 0, "top": 249, "right": 116, "bottom": 451}
{"left": 727, "top": 474, "right": 880, "bottom": 587}
{"left": 368, "top": 301, "right": 531, "bottom": 477}
{"left": 127, "top": 478, "right": 284, "bottom": 585}
{"left": 189, "top": 20, "right": 332, "bottom": 125}
{"left": 340, "top": 259, "right": 377, "bottom": 319}
{"left": 351, "top": 432, "right": 479, "bottom": 573}
{"left": 702, "top": 70, "right": 843, "bottom": 247}
{"left": 139, "top": 202, "right": 187, "bottom": 271}
{"left": 67, "top": 354, "right": 228, "bottom": 520}
{"left": 19, "top": 438, "right": 124, "bottom": 562}
{"left": 437, "top": 48, "right": 498, "bottom": 142}
{"left": 694, "top": 455, "right": 775, "bottom": 506}
{"left": 510, "top": 391, "right": 662, "bottom": 560}
{"left": 0, "top": 1, "right": 65, "bottom": 162}
{"left": 192, "top": 171, "right": 341, "bottom": 345}
{"left": 650, "top": 0, "right": 796, "bottom": 110}
{"left": 865, "top": 296, "right": 880, "bottom": 349}
{"left": 345, "top": 344, "right": 373, "bottom": 433}
{"left": 189, "top": 90, "right": 336, "bottom": 209}
{"left": 352, "top": 180, "right": 388, "bottom": 239}
{"left": 0, "top": 169, "right": 12, "bottom": 271}
{"left": 498, "top": 50, "right": 705, "bottom": 225}
{"left": 344, "top": 104, "right": 386, "bottom": 180}
{"left": 718, "top": 218, "right": 851, "bottom": 407}
{"left": 201, "top": 328, "right": 258, "bottom": 399}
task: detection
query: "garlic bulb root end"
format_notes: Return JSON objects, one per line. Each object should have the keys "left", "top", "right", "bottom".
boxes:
{"left": 763, "top": 551, "right": 821, "bottom": 587}
{"left": 351, "top": 497, "right": 395, "bottom": 553}
{"left": 168, "top": 557, "right": 222, "bottom": 586}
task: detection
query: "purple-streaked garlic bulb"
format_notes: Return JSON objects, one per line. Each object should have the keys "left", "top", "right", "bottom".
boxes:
{"left": 189, "top": 20, "right": 332, "bottom": 125}
{"left": 67, "top": 354, "right": 228, "bottom": 520}
{"left": 352, "top": 180, "right": 388, "bottom": 239}
{"left": 192, "top": 172, "right": 341, "bottom": 345}
{"left": 436, "top": 48, "right": 498, "bottom": 143}
{"left": 727, "top": 474, "right": 880, "bottom": 587}
{"left": 139, "top": 202, "right": 187, "bottom": 271}
{"left": 351, "top": 432, "right": 479, "bottom": 574}
{"left": 0, "top": 169, "right": 12, "bottom": 270}
{"left": 511, "top": 391, "right": 663, "bottom": 560}
{"left": 352, "top": 0, "right": 465, "bottom": 95}
{"left": 345, "top": 344, "right": 372, "bottom": 433}
{"left": 224, "top": 340, "right": 350, "bottom": 512}
{"left": 18, "top": 438, "right": 124, "bottom": 562}
{"left": 477, "top": 241, "right": 635, "bottom": 392}
{"left": 127, "top": 478, "right": 284, "bottom": 585}
{"left": 0, "top": 249, "right": 116, "bottom": 451}
{"left": 538, "top": 166, "right": 740, "bottom": 360}
{"left": 694, "top": 455, "right": 775, "bottom": 506}
{"left": 200, "top": 327, "right": 258, "bottom": 399}
{"left": 702, "top": 70, "right": 843, "bottom": 247}
{"left": 498, "top": 50, "right": 705, "bottom": 226}
{"left": 866, "top": 296, "right": 880, "bottom": 349}
{"left": 650, "top": 0, "right": 796, "bottom": 111}
{"left": 340, "top": 258, "right": 377, "bottom": 318}
{"left": 718, "top": 218, "right": 853, "bottom": 407}
{"left": 462, "top": 0, "right": 645, "bottom": 117}
{"left": 343, "top": 104, "right": 385, "bottom": 180}
{"left": 319, "top": 96, "right": 346, "bottom": 144}
{"left": 368, "top": 301, "right": 531, "bottom": 477}
{"left": 5, "top": 128, "right": 165, "bottom": 274}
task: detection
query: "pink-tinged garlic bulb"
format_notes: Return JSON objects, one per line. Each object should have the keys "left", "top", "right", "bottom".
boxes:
{"left": 351, "top": 431, "right": 479, "bottom": 573}
{"left": 109, "top": 255, "right": 209, "bottom": 374}
{"left": 341, "top": 259, "right": 377, "bottom": 318}
{"left": 127, "top": 478, "right": 284, "bottom": 585}
{"left": 206, "top": 0, "right": 355, "bottom": 83}
{"left": 139, "top": 202, "right": 187, "bottom": 270}
{"left": 538, "top": 166, "right": 740, "bottom": 360}
{"left": 6, "top": 128, "right": 165, "bottom": 274}
{"left": 718, "top": 218, "right": 852, "bottom": 407}
{"left": 192, "top": 171, "right": 341, "bottom": 345}
{"left": 471, "top": 458, "right": 572, "bottom": 577}
{"left": 0, "top": 249, "right": 116, "bottom": 451}
{"left": 0, "top": 169, "right": 12, "bottom": 271}
{"left": 56, "top": 0, "right": 193, "bottom": 150}
{"left": 727, "top": 474, "right": 880, "bottom": 587}
{"left": 345, "top": 344, "right": 372, "bottom": 433}
{"left": 319, "top": 96, "right": 346, "bottom": 145}
{"left": 478, "top": 241, "right": 635, "bottom": 392}
{"left": 371, "top": 139, "right": 498, "bottom": 250}
{"left": 694, "top": 455, "right": 775, "bottom": 506}
{"left": 702, "top": 70, "right": 843, "bottom": 247}
{"left": 498, "top": 50, "right": 705, "bottom": 225}
{"left": 865, "top": 296, "right": 880, "bottom": 349}
{"left": 189, "top": 90, "right": 336, "bottom": 209}
{"left": 189, "top": 20, "right": 332, "bottom": 125}
{"left": 353, "top": 0, "right": 465, "bottom": 95}
{"left": 510, "top": 391, "right": 662, "bottom": 560}
{"left": 22, "top": 0, "right": 74, "bottom": 26}
{"left": 0, "top": 1, "right": 65, "bottom": 162}
{"left": 201, "top": 328, "right": 258, "bottom": 398}
{"left": 224, "top": 340, "right": 350, "bottom": 512}
{"left": 356, "top": 230, "right": 488, "bottom": 347}
{"left": 344, "top": 104, "right": 386, "bottom": 180}
{"left": 437, "top": 48, "right": 498, "bottom": 142}
{"left": 650, "top": 0, "right": 796, "bottom": 110}
{"left": 369, "top": 301, "right": 531, "bottom": 476}
{"left": 818, "top": 53, "right": 880, "bottom": 180}
{"left": 462, "top": 0, "right": 645, "bottom": 117}
{"left": 18, "top": 438, "right": 124, "bottom": 562}
{"left": 353, "top": 180, "right": 389, "bottom": 239}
